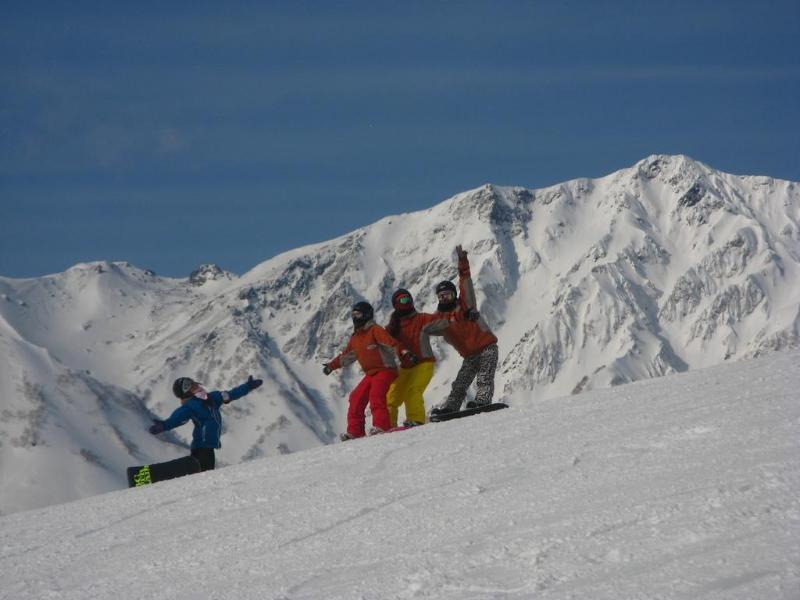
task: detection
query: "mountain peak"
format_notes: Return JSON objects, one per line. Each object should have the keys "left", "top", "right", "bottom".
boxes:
{"left": 67, "top": 260, "right": 122, "bottom": 274}
{"left": 188, "top": 263, "right": 236, "bottom": 286}
{"left": 634, "top": 154, "right": 711, "bottom": 182}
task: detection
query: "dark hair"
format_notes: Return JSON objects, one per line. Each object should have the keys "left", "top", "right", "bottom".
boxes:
{"left": 386, "top": 311, "right": 401, "bottom": 337}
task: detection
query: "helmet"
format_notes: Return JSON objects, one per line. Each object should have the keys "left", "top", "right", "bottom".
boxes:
{"left": 172, "top": 377, "right": 196, "bottom": 400}
{"left": 435, "top": 280, "right": 458, "bottom": 311}
{"left": 391, "top": 288, "right": 415, "bottom": 313}
{"left": 435, "top": 280, "right": 457, "bottom": 297}
{"left": 351, "top": 301, "right": 374, "bottom": 328}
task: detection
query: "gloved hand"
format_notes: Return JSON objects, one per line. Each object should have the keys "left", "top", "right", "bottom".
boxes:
{"left": 322, "top": 363, "right": 333, "bottom": 376}
{"left": 148, "top": 420, "right": 165, "bottom": 435}
{"left": 400, "top": 351, "right": 419, "bottom": 368}
{"left": 247, "top": 375, "right": 263, "bottom": 390}
{"left": 465, "top": 308, "right": 481, "bottom": 321}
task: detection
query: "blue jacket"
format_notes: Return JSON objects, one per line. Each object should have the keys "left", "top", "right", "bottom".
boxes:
{"left": 161, "top": 382, "right": 252, "bottom": 449}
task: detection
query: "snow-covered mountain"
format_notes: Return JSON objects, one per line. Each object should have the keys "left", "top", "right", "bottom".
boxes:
{"left": 1, "top": 351, "right": 798, "bottom": 599}
{"left": 1, "top": 154, "right": 799, "bottom": 515}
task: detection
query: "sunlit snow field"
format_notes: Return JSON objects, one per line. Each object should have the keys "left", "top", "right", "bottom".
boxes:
{"left": 1, "top": 351, "right": 798, "bottom": 599}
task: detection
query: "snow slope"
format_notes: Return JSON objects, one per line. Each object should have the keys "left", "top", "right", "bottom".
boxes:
{"left": 1, "top": 154, "right": 799, "bottom": 515}
{"left": 1, "top": 351, "right": 798, "bottom": 599}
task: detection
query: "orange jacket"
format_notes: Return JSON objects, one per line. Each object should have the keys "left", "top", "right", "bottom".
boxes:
{"left": 436, "top": 254, "right": 498, "bottom": 357}
{"left": 385, "top": 312, "right": 451, "bottom": 363}
{"left": 327, "top": 321, "right": 409, "bottom": 375}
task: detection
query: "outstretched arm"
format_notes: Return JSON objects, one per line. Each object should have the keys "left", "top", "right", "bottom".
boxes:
{"left": 158, "top": 404, "right": 193, "bottom": 432}
{"left": 216, "top": 375, "right": 263, "bottom": 405}
{"left": 325, "top": 339, "right": 357, "bottom": 373}
{"left": 420, "top": 312, "right": 451, "bottom": 336}
{"left": 374, "top": 325, "right": 417, "bottom": 365}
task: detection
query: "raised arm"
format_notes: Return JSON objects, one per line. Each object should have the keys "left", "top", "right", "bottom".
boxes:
{"left": 456, "top": 246, "right": 478, "bottom": 311}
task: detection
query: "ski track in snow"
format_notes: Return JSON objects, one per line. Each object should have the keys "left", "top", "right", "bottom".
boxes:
{"left": 1, "top": 351, "right": 799, "bottom": 599}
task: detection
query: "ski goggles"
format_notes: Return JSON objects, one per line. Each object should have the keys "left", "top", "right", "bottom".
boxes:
{"left": 437, "top": 290, "right": 456, "bottom": 302}
{"left": 394, "top": 294, "right": 413, "bottom": 306}
{"left": 180, "top": 378, "right": 200, "bottom": 395}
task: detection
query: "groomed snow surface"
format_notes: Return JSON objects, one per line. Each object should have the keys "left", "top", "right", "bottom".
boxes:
{"left": 2, "top": 351, "right": 798, "bottom": 600}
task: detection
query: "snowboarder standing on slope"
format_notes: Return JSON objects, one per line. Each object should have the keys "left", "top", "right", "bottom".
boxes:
{"left": 323, "top": 301, "right": 418, "bottom": 440}
{"left": 148, "top": 375, "right": 263, "bottom": 471}
{"left": 430, "top": 246, "right": 499, "bottom": 416}
{"left": 384, "top": 289, "right": 451, "bottom": 427}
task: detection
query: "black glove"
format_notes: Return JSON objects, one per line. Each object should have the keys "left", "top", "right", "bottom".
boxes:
{"left": 401, "top": 351, "right": 419, "bottom": 367}
{"left": 247, "top": 375, "right": 263, "bottom": 390}
{"left": 322, "top": 363, "right": 333, "bottom": 376}
{"left": 465, "top": 308, "right": 481, "bottom": 321}
{"left": 148, "top": 420, "right": 165, "bottom": 435}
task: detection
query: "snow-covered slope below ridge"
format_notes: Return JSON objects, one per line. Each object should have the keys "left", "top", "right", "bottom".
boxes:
{"left": 1, "top": 351, "right": 798, "bottom": 599}
{"left": 1, "top": 154, "right": 799, "bottom": 515}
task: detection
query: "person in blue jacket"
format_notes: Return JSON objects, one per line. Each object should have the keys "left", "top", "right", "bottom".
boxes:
{"left": 148, "top": 375, "right": 263, "bottom": 471}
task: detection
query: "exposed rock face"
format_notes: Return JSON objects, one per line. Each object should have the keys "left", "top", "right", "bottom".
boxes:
{"left": 189, "top": 263, "right": 235, "bottom": 286}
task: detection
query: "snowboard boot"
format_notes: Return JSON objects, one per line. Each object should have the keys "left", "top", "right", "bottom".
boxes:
{"left": 430, "top": 404, "right": 459, "bottom": 416}
{"left": 465, "top": 400, "right": 490, "bottom": 409}
{"left": 368, "top": 426, "right": 386, "bottom": 436}
{"left": 339, "top": 432, "right": 358, "bottom": 442}
{"left": 402, "top": 420, "right": 424, "bottom": 428}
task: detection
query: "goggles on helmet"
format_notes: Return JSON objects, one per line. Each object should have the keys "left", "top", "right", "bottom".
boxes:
{"left": 437, "top": 289, "right": 456, "bottom": 302}
{"left": 396, "top": 294, "right": 412, "bottom": 305}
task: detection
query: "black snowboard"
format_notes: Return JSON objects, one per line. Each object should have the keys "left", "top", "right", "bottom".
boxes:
{"left": 127, "top": 456, "right": 202, "bottom": 488}
{"left": 429, "top": 402, "right": 509, "bottom": 422}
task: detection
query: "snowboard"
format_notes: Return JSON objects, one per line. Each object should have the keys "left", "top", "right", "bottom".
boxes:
{"left": 340, "top": 422, "right": 423, "bottom": 441}
{"left": 127, "top": 455, "right": 202, "bottom": 488}
{"left": 387, "top": 422, "right": 424, "bottom": 433}
{"left": 428, "top": 402, "right": 509, "bottom": 423}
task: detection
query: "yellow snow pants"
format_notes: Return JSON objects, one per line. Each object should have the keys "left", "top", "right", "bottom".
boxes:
{"left": 386, "top": 361, "right": 435, "bottom": 426}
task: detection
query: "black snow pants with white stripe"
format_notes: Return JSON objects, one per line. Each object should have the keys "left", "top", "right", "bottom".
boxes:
{"left": 443, "top": 343, "right": 499, "bottom": 411}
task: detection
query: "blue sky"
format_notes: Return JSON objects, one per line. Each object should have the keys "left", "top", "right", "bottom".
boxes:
{"left": 2, "top": 1, "right": 798, "bottom": 278}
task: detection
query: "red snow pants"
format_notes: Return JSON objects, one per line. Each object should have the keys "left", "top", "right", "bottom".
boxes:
{"left": 347, "top": 369, "right": 397, "bottom": 437}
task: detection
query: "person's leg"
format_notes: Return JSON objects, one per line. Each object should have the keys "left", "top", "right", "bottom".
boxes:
{"left": 474, "top": 344, "right": 499, "bottom": 405}
{"left": 367, "top": 370, "right": 397, "bottom": 431}
{"left": 191, "top": 448, "right": 216, "bottom": 471}
{"left": 442, "top": 354, "right": 480, "bottom": 411}
{"left": 347, "top": 376, "right": 372, "bottom": 437}
{"left": 385, "top": 368, "right": 412, "bottom": 427}
{"left": 403, "top": 361, "right": 435, "bottom": 423}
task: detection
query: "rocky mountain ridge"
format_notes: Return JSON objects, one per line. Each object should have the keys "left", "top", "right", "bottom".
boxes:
{"left": 1, "top": 154, "right": 798, "bottom": 514}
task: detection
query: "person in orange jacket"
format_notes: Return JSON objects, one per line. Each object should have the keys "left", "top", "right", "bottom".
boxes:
{"left": 430, "top": 246, "right": 499, "bottom": 415}
{"left": 323, "top": 301, "right": 417, "bottom": 440}
{"left": 384, "top": 289, "right": 451, "bottom": 427}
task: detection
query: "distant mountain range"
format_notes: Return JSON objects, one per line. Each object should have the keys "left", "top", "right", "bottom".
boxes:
{"left": 2, "top": 154, "right": 798, "bottom": 515}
